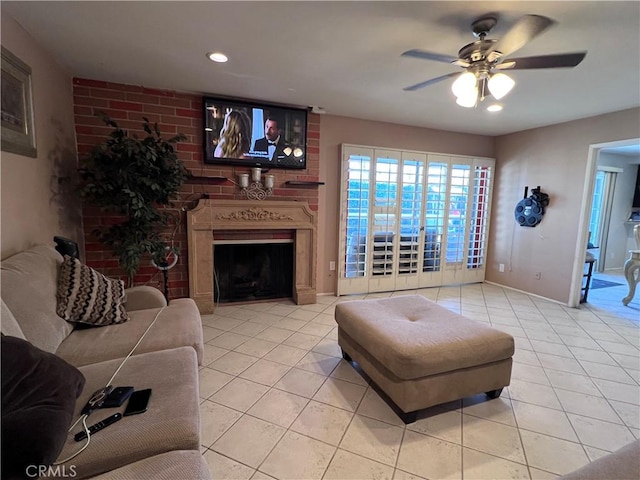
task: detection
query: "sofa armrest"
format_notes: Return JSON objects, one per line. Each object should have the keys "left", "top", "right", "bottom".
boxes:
{"left": 124, "top": 286, "right": 167, "bottom": 311}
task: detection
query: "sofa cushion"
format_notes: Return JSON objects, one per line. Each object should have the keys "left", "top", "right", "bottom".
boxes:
{"left": 88, "top": 450, "right": 212, "bottom": 480}
{"left": 1, "top": 245, "right": 74, "bottom": 352}
{"left": 55, "top": 298, "right": 205, "bottom": 367}
{"left": 1, "top": 298, "right": 26, "bottom": 339}
{"left": 1, "top": 336, "right": 85, "bottom": 479}
{"left": 56, "top": 256, "right": 128, "bottom": 326}
{"left": 56, "top": 347, "right": 200, "bottom": 479}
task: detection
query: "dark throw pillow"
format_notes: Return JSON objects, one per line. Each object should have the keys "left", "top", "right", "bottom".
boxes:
{"left": 56, "top": 255, "right": 129, "bottom": 326}
{"left": 1, "top": 336, "right": 86, "bottom": 479}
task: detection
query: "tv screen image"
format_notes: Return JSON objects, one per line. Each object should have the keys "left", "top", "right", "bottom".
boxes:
{"left": 203, "top": 97, "right": 307, "bottom": 169}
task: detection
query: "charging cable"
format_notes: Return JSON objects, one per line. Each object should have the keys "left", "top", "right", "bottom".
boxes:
{"left": 54, "top": 306, "right": 167, "bottom": 464}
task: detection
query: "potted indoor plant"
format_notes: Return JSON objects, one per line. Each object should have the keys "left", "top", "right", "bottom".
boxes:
{"left": 78, "top": 113, "right": 188, "bottom": 286}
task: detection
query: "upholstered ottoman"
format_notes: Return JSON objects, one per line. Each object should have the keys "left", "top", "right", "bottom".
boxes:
{"left": 335, "top": 295, "right": 514, "bottom": 423}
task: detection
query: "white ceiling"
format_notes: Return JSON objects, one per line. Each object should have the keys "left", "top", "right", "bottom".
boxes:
{"left": 3, "top": 1, "right": 640, "bottom": 136}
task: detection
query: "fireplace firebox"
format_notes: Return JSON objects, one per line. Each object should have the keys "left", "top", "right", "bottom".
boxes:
{"left": 214, "top": 242, "right": 293, "bottom": 303}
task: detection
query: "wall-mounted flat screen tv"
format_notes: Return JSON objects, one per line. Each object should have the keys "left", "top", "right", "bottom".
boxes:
{"left": 203, "top": 96, "right": 307, "bottom": 169}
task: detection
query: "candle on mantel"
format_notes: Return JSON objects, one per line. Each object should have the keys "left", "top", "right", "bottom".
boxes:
{"left": 238, "top": 173, "right": 249, "bottom": 188}
{"left": 251, "top": 168, "right": 261, "bottom": 183}
{"left": 264, "top": 174, "right": 274, "bottom": 189}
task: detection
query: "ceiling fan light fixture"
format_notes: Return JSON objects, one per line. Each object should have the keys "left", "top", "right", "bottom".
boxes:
{"left": 207, "top": 52, "right": 228, "bottom": 63}
{"left": 487, "top": 104, "right": 503, "bottom": 112}
{"left": 488, "top": 73, "right": 515, "bottom": 100}
{"left": 456, "top": 89, "right": 478, "bottom": 108}
{"left": 451, "top": 71, "right": 477, "bottom": 98}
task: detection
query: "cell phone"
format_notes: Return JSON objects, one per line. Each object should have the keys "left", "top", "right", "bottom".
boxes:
{"left": 101, "top": 386, "right": 134, "bottom": 408}
{"left": 123, "top": 389, "right": 152, "bottom": 416}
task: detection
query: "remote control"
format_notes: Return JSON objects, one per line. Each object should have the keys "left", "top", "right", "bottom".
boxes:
{"left": 74, "top": 413, "right": 122, "bottom": 441}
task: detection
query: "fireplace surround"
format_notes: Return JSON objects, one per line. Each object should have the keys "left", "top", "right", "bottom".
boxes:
{"left": 187, "top": 199, "right": 317, "bottom": 313}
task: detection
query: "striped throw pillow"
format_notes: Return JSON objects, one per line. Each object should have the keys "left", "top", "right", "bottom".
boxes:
{"left": 56, "top": 256, "right": 128, "bottom": 326}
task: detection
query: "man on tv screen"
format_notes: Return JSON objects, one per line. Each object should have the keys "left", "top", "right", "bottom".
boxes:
{"left": 252, "top": 117, "right": 291, "bottom": 163}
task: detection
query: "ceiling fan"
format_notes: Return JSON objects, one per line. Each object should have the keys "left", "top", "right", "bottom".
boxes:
{"left": 402, "top": 15, "right": 587, "bottom": 107}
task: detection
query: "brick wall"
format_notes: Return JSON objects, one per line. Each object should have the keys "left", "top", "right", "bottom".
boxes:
{"left": 73, "top": 78, "right": 320, "bottom": 299}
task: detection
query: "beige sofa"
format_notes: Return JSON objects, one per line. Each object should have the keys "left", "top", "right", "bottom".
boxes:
{"left": 1, "top": 245, "right": 210, "bottom": 479}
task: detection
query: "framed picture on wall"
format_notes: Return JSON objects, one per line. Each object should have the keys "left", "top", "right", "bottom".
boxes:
{"left": 1, "top": 46, "right": 37, "bottom": 158}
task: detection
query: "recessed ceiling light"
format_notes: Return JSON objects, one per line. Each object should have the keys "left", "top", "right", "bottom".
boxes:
{"left": 207, "top": 52, "right": 228, "bottom": 63}
{"left": 487, "top": 104, "right": 503, "bottom": 112}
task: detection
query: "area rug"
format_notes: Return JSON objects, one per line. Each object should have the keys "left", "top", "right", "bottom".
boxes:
{"left": 590, "top": 279, "right": 624, "bottom": 290}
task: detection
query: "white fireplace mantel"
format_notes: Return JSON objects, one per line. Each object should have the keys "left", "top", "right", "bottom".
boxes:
{"left": 187, "top": 199, "right": 317, "bottom": 313}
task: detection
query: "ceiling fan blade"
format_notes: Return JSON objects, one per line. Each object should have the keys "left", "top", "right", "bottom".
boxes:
{"left": 403, "top": 72, "right": 461, "bottom": 92}
{"left": 401, "top": 49, "right": 459, "bottom": 64}
{"left": 497, "top": 52, "right": 587, "bottom": 70}
{"left": 487, "top": 15, "right": 555, "bottom": 58}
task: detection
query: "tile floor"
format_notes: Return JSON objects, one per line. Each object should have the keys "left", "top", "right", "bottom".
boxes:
{"left": 198, "top": 279, "right": 639, "bottom": 480}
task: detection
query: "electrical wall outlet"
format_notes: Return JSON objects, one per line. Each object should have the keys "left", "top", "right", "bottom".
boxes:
{"left": 535, "top": 272, "right": 542, "bottom": 280}
{"left": 329, "top": 261, "right": 336, "bottom": 271}
{"left": 499, "top": 263, "right": 505, "bottom": 272}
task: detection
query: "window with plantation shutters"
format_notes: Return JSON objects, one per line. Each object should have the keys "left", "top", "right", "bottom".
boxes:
{"left": 338, "top": 145, "right": 494, "bottom": 296}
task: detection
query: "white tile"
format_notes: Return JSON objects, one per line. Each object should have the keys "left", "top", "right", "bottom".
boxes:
{"left": 511, "top": 363, "right": 551, "bottom": 386}
{"left": 211, "top": 377, "right": 270, "bottom": 412}
{"left": 208, "top": 331, "right": 252, "bottom": 350}
{"left": 260, "top": 430, "right": 335, "bottom": 480}
{"left": 246, "top": 388, "right": 309, "bottom": 428}
{"left": 507, "top": 379, "right": 562, "bottom": 410}
{"left": 202, "top": 325, "right": 225, "bottom": 342}
{"left": 200, "top": 400, "right": 243, "bottom": 447}
{"left": 407, "top": 407, "right": 461, "bottom": 444}
{"left": 286, "top": 308, "right": 320, "bottom": 321}
{"left": 283, "top": 331, "right": 322, "bottom": 350}
{"left": 312, "top": 337, "right": 343, "bottom": 357}
{"left": 313, "top": 377, "right": 367, "bottom": 412}
{"left": 255, "top": 326, "right": 294, "bottom": 343}
{"left": 204, "top": 316, "right": 246, "bottom": 331}
{"left": 213, "top": 415, "right": 285, "bottom": 468}
{"left": 462, "top": 447, "right": 530, "bottom": 480}
{"left": 546, "top": 370, "right": 601, "bottom": 396}
{"left": 209, "top": 350, "right": 258, "bottom": 375}
{"left": 298, "top": 321, "right": 334, "bottom": 337}
{"left": 529, "top": 339, "right": 573, "bottom": 357}
{"left": 610, "top": 399, "right": 640, "bottom": 429}
{"left": 569, "top": 347, "right": 617, "bottom": 365}
{"left": 324, "top": 449, "right": 394, "bottom": 480}
{"left": 462, "top": 414, "right": 526, "bottom": 463}
{"left": 341, "top": 414, "right": 404, "bottom": 467}
{"left": 202, "top": 450, "right": 255, "bottom": 480}
{"left": 201, "top": 344, "right": 229, "bottom": 366}
{"left": 592, "top": 377, "right": 640, "bottom": 405}
{"left": 262, "top": 344, "right": 308, "bottom": 366}
{"left": 199, "top": 367, "right": 234, "bottom": 399}
{"left": 537, "top": 353, "right": 586, "bottom": 375}
{"left": 555, "top": 389, "right": 622, "bottom": 424}
{"left": 274, "top": 317, "right": 308, "bottom": 331}
{"left": 512, "top": 400, "right": 578, "bottom": 441}
{"left": 239, "top": 358, "right": 291, "bottom": 387}
{"left": 568, "top": 413, "right": 636, "bottom": 452}
{"left": 579, "top": 359, "right": 637, "bottom": 384}
{"left": 357, "top": 388, "right": 406, "bottom": 427}
{"left": 462, "top": 394, "right": 516, "bottom": 426}
{"left": 397, "top": 429, "right": 462, "bottom": 480}
{"left": 392, "top": 469, "right": 428, "bottom": 480}
{"left": 231, "top": 321, "right": 269, "bottom": 337}
{"left": 290, "top": 400, "right": 354, "bottom": 445}
{"left": 234, "top": 338, "right": 279, "bottom": 357}
{"left": 273, "top": 367, "right": 327, "bottom": 398}
{"left": 519, "top": 430, "right": 589, "bottom": 475}
{"left": 330, "top": 360, "right": 369, "bottom": 386}
{"left": 296, "top": 351, "right": 341, "bottom": 376}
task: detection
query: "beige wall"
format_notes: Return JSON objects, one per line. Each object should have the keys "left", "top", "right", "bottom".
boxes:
{"left": 316, "top": 115, "right": 495, "bottom": 294}
{"left": 487, "top": 108, "right": 640, "bottom": 304}
{"left": 1, "top": 13, "right": 81, "bottom": 260}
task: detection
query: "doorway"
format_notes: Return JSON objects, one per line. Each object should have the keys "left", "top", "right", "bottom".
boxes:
{"left": 573, "top": 138, "right": 640, "bottom": 307}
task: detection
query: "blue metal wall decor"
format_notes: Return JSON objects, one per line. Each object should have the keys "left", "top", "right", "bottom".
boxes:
{"left": 514, "top": 186, "right": 550, "bottom": 227}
